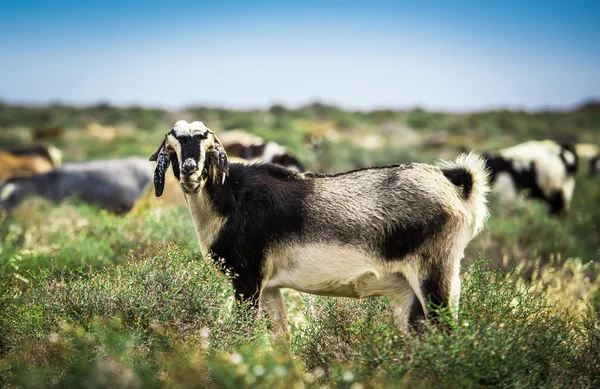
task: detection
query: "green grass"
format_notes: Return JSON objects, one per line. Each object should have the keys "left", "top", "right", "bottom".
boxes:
{"left": 1, "top": 247, "right": 598, "bottom": 388}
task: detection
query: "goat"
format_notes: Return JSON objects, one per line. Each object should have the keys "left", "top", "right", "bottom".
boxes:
{"left": 0, "top": 157, "right": 152, "bottom": 215}
{"left": 218, "top": 129, "right": 305, "bottom": 172}
{"left": 0, "top": 145, "right": 62, "bottom": 181}
{"left": 482, "top": 140, "right": 578, "bottom": 216}
{"left": 150, "top": 120, "right": 490, "bottom": 341}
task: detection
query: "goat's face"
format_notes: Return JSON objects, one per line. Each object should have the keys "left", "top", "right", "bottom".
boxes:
{"left": 149, "top": 121, "right": 229, "bottom": 197}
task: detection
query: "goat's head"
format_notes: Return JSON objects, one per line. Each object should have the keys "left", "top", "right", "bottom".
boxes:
{"left": 149, "top": 121, "right": 229, "bottom": 197}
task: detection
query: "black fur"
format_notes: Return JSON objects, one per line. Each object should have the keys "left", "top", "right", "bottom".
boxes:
{"left": 243, "top": 144, "right": 266, "bottom": 159}
{"left": 408, "top": 262, "right": 453, "bottom": 333}
{"left": 379, "top": 210, "right": 449, "bottom": 260}
{"left": 177, "top": 135, "right": 202, "bottom": 164}
{"left": 559, "top": 143, "right": 579, "bottom": 176}
{"left": 270, "top": 153, "right": 305, "bottom": 172}
{"left": 441, "top": 167, "right": 473, "bottom": 199}
{"left": 154, "top": 151, "right": 170, "bottom": 197}
{"left": 206, "top": 163, "right": 312, "bottom": 303}
{"left": 484, "top": 154, "right": 564, "bottom": 215}
{"left": 547, "top": 190, "right": 566, "bottom": 217}
{"left": 409, "top": 296, "right": 426, "bottom": 333}
{"left": 171, "top": 154, "right": 181, "bottom": 180}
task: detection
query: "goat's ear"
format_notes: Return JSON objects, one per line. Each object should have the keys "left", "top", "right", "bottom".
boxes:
{"left": 205, "top": 135, "right": 229, "bottom": 185}
{"left": 153, "top": 149, "right": 170, "bottom": 197}
{"left": 150, "top": 138, "right": 170, "bottom": 197}
{"left": 149, "top": 138, "right": 166, "bottom": 162}
{"left": 215, "top": 142, "right": 229, "bottom": 183}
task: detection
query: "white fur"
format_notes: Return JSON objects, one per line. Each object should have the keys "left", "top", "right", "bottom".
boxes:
{"left": 184, "top": 191, "right": 225, "bottom": 258}
{"left": 262, "top": 243, "right": 428, "bottom": 331}
{"left": 493, "top": 172, "right": 518, "bottom": 200}
{"left": 562, "top": 177, "right": 576, "bottom": 211}
{"left": 262, "top": 142, "right": 287, "bottom": 162}
{"left": 173, "top": 120, "right": 209, "bottom": 137}
{"left": 437, "top": 151, "right": 490, "bottom": 236}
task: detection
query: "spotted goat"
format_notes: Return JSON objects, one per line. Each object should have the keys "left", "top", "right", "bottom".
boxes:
{"left": 150, "top": 120, "right": 490, "bottom": 341}
{"left": 482, "top": 140, "right": 578, "bottom": 216}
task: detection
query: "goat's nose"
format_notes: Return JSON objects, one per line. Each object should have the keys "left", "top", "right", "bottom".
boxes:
{"left": 181, "top": 159, "right": 198, "bottom": 175}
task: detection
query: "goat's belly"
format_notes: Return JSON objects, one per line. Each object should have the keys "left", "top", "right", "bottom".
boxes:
{"left": 264, "top": 243, "right": 402, "bottom": 298}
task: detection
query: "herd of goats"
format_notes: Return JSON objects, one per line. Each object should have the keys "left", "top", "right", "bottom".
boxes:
{"left": 1, "top": 120, "right": 599, "bottom": 339}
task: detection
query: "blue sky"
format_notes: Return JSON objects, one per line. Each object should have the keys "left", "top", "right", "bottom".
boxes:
{"left": 1, "top": 0, "right": 599, "bottom": 111}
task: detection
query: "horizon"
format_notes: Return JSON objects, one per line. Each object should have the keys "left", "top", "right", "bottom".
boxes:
{"left": 1, "top": 0, "right": 599, "bottom": 112}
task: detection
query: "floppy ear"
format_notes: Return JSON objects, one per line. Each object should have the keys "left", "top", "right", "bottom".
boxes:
{"left": 149, "top": 138, "right": 170, "bottom": 197}
{"left": 149, "top": 138, "right": 166, "bottom": 162}
{"left": 205, "top": 134, "right": 229, "bottom": 185}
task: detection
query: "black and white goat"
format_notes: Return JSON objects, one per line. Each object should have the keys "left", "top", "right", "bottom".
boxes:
{"left": 483, "top": 140, "right": 578, "bottom": 216}
{"left": 218, "top": 130, "right": 305, "bottom": 172}
{"left": 150, "top": 120, "right": 489, "bottom": 339}
{"left": 0, "top": 157, "right": 153, "bottom": 215}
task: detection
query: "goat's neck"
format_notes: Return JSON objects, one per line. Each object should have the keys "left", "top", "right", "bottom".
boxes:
{"left": 184, "top": 190, "right": 226, "bottom": 259}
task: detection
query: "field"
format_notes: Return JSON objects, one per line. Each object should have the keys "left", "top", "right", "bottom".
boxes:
{"left": 1, "top": 101, "right": 600, "bottom": 388}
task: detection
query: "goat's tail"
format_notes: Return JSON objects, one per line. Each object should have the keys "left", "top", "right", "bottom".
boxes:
{"left": 437, "top": 151, "right": 490, "bottom": 235}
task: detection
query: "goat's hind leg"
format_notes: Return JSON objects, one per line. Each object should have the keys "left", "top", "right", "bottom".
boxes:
{"left": 384, "top": 276, "right": 418, "bottom": 333}
{"left": 413, "top": 258, "right": 459, "bottom": 334}
{"left": 356, "top": 272, "right": 417, "bottom": 333}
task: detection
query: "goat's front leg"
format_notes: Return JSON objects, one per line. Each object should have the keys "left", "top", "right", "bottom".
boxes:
{"left": 260, "top": 287, "right": 290, "bottom": 350}
{"left": 232, "top": 278, "right": 261, "bottom": 311}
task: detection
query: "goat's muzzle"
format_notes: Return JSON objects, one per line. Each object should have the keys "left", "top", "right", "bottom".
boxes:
{"left": 180, "top": 158, "right": 201, "bottom": 193}
{"left": 181, "top": 159, "right": 198, "bottom": 176}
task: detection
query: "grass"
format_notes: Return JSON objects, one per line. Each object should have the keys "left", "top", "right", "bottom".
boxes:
{"left": 1, "top": 243, "right": 598, "bottom": 387}
{"left": 0, "top": 102, "right": 599, "bottom": 387}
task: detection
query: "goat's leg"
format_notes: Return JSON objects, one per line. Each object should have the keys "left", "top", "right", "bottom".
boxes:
{"left": 398, "top": 263, "right": 429, "bottom": 333}
{"left": 259, "top": 287, "right": 290, "bottom": 349}
{"left": 232, "top": 278, "right": 261, "bottom": 311}
{"left": 384, "top": 279, "right": 416, "bottom": 333}
{"left": 355, "top": 272, "right": 416, "bottom": 333}
{"left": 230, "top": 278, "right": 262, "bottom": 339}
{"left": 449, "top": 258, "right": 462, "bottom": 320}
{"left": 411, "top": 261, "right": 456, "bottom": 333}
